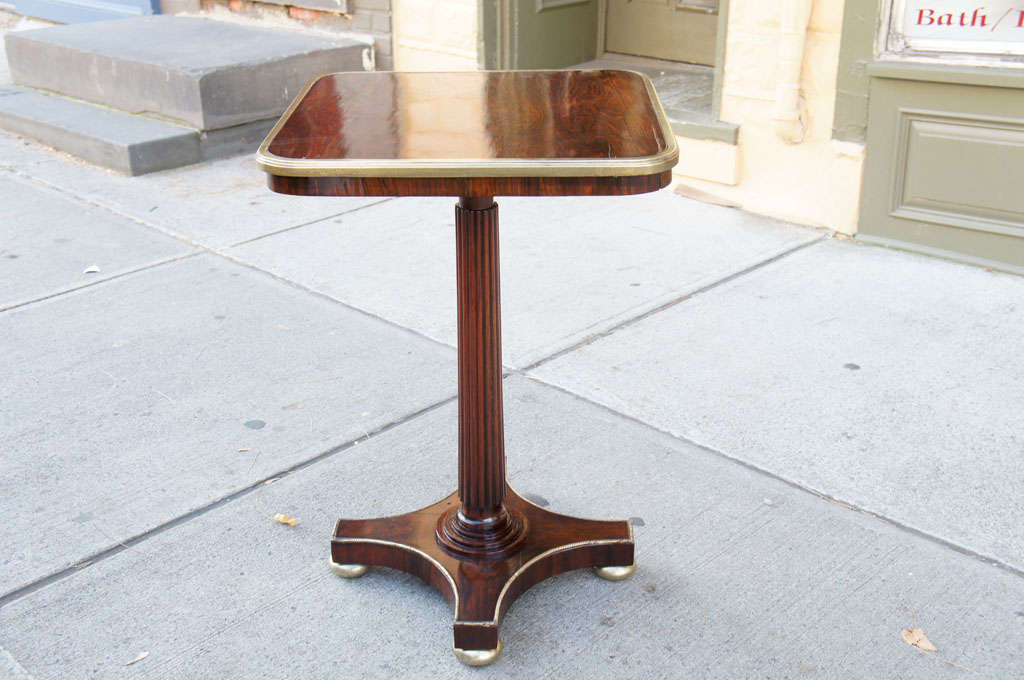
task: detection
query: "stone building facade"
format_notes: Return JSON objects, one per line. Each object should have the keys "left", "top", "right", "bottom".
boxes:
{"left": 10, "top": 0, "right": 1022, "bottom": 272}
{"left": 383, "top": 0, "right": 1024, "bottom": 273}
{"left": 387, "top": 1, "right": 864, "bottom": 235}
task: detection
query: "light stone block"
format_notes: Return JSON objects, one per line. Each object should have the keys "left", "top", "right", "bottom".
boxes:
{"left": 672, "top": 135, "right": 741, "bottom": 185}
{"left": 393, "top": 0, "right": 477, "bottom": 70}
{"left": 728, "top": 0, "right": 780, "bottom": 29}
{"left": 802, "top": 33, "right": 842, "bottom": 97}
{"left": 721, "top": 33, "right": 778, "bottom": 100}
{"left": 809, "top": 0, "right": 846, "bottom": 34}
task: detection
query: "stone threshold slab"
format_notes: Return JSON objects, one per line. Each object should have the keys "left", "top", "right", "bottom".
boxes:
{"left": 4, "top": 16, "right": 369, "bottom": 130}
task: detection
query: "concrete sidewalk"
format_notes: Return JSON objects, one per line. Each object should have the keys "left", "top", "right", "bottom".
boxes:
{"left": 2, "top": 123, "right": 1023, "bottom": 679}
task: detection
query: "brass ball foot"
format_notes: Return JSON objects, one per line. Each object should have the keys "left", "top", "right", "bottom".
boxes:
{"left": 454, "top": 639, "right": 503, "bottom": 667}
{"left": 329, "top": 561, "right": 369, "bottom": 578}
{"left": 593, "top": 563, "right": 636, "bottom": 581}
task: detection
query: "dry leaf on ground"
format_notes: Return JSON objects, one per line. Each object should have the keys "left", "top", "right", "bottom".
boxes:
{"left": 901, "top": 628, "right": 938, "bottom": 652}
{"left": 273, "top": 513, "right": 298, "bottom": 526}
{"left": 125, "top": 651, "right": 149, "bottom": 666}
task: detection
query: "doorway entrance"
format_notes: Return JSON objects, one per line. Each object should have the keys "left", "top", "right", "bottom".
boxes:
{"left": 481, "top": 0, "right": 729, "bottom": 134}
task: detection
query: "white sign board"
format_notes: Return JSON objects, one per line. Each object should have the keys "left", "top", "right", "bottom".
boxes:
{"left": 896, "top": 1, "right": 1024, "bottom": 54}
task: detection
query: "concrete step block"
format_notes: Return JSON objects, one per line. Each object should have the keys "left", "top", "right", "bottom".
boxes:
{"left": 0, "top": 85, "right": 200, "bottom": 175}
{"left": 199, "top": 117, "right": 277, "bottom": 162}
{"left": 4, "top": 16, "right": 370, "bottom": 130}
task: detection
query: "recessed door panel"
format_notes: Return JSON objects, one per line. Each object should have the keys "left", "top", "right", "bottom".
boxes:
{"left": 606, "top": 0, "right": 718, "bottom": 66}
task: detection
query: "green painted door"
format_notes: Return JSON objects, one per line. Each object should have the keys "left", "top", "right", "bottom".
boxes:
{"left": 481, "top": 0, "right": 600, "bottom": 70}
{"left": 606, "top": 0, "right": 718, "bottom": 65}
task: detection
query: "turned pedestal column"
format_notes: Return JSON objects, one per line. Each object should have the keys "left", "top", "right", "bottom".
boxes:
{"left": 328, "top": 197, "right": 635, "bottom": 664}
{"left": 435, "top": 197, "right": 525, "bottom": 558}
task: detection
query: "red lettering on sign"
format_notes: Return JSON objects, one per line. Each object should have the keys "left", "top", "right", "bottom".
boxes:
{"left": 959, "top": 10, "right": 988, "bottom": 26}
{"left": 917, "top": 6, "right": 991, "bottom": 29}
{"left": 1018, "top": 9, "right": 1024, "bottom": 27}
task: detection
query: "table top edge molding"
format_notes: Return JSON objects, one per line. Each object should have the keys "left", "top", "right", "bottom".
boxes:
{"left": 256, "top": 68, "right": 680, "bottom": 180}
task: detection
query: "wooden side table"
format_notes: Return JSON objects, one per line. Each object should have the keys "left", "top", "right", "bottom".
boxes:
{"left": 258, "top": 69, "right": 678, "bottom": 665}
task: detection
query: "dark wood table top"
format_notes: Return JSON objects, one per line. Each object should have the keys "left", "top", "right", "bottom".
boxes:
{"left": 257, "top": 70, "right": 678, "bottom": 198}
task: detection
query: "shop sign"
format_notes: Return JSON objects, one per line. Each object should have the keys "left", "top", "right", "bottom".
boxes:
{"left": 892, "top": 1, "right": 1024, "bottom": 55}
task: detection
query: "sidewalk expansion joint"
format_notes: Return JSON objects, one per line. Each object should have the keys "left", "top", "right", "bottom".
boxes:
{"left": 0, "top": 251, "right": 203, "bottom": 314}
{"left": 0, "top": 164, "right": 392, "bottom": 314}
{"left": 224, "top": 198, "right": 394, "bottom": 249}
{"left": 521, "top": 234, "right": 829, "bottom": 372}
{"left": 3, "top": 164, "right": 383, "bottom": 253}
{"left": 0, "top": 393, "right": 457, "bottom": 610}
{"left": 522, "top": 373, "right": 1024, "bottom": 581}
{"left": 2, "top": 166, "right": 201, "bottom": 250}
{"left": 224, "top": 230, "right": 828, "bottom": 379}
{"left": 215, "top": 249, "right": 459, "bottom": 355}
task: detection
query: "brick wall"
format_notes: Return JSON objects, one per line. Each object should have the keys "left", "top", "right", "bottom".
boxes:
{"left": 190, "top": 0, "right": 393, "bottom": 70}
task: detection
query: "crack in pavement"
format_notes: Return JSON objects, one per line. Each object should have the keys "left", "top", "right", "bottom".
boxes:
{"left": 0, "top": 394, "right": 456, "bottom": 609}
{"left": 521, "top": 372, "right": 1024, "bottom": 581}
{"left": 0, "top": 158, "right": 869, "bottom": 613}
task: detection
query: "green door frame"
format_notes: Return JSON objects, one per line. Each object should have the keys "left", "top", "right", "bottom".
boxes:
{"left": 832, "top": 0, "right": 882, "bottom": 142}
{"left": 479, "top": 0, "right": 600, "bottom": 70}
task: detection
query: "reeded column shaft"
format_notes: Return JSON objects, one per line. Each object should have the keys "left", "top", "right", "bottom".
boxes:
{"left": 455, "top": 196, "right": 505, "bottom": 521}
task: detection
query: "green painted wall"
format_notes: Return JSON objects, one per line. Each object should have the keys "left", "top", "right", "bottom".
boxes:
{"left": 832, "top": 0, "right": 881, "bottom": 143}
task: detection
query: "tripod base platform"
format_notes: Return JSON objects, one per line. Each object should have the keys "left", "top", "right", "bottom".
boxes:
{"left": 331, "top": 487, "right": 635, "bottom": 664}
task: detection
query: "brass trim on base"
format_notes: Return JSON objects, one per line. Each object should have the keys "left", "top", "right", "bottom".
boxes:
{"left": 256, "top": 70, "right": 679, "bottom": 179}
{"left": 334, "top": 492, "right": 636, "bottom": 626}
{"left": 329, "top": 561, "right": 369, "bottom": 578}
{"left": 332, "top": 536, "right": 458, "bottom": 606}
{"left": 492, "top": 536, "right": 634, "bottom": 619}
{"left": 593, "top": 563, "right": 636, "bottom": 581}
{"left": 454, "top": 638, "right": 503, "bottom": 667}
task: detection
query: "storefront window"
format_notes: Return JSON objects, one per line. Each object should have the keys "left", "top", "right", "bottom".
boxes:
{"left": 884, "top": 0, "right": 1024, "bottom": 59}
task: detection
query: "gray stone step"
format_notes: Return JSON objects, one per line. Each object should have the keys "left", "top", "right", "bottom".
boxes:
{"left": 3, "top": 16, "right": 369, "bottom": 131}
{"left": 0, "top": 85, "right": 279, "bottom": 175}
{"left": 0, "top": 85, "right": 199, "bottom": 175}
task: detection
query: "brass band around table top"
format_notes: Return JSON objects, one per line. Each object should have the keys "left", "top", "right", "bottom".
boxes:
{"left": 257, "top": 69, "right": 678, "bottom": 179}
